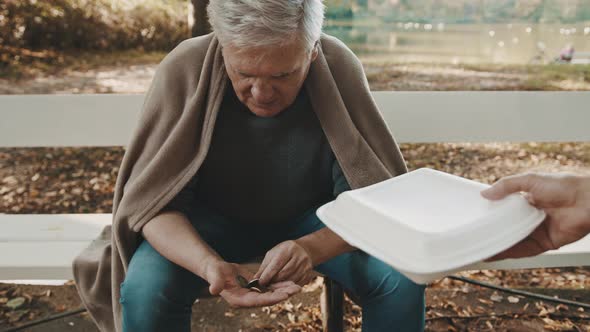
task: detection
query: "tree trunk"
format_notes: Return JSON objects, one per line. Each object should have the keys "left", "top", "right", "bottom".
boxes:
{"left": 189, "top": 0, "right": 211, "bottom": 37}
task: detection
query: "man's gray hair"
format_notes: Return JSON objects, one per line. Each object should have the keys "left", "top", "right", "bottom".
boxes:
{"left": 207, "top": 0, "right": 325, "bottom": 51}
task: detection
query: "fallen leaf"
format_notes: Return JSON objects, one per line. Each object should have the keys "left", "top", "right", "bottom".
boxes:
{"left": 299, "top": 312, "right": 312, "bottom": 323}
{"left": 478, "top": 298, "right": 494, "bottom": 306}
{"left": 490, "top": 293, "right": 503, "bottom": 302}
{"left": 556, "top": 304, "right": 569, "bottom": 311}
{"left": 6, "top": 297, "right": 26, "bottom": 310}
{"left": 6, "top": 310, "right": 28, "bottom": 323}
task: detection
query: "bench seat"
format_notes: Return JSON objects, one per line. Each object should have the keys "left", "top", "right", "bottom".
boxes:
{"left": 2, "top": 213, "right": 590, "bottom": 282}
{"left": 0, "top": 214, "right": 110, "bottom": 280}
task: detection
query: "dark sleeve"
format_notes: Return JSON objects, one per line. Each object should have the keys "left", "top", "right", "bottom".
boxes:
{"left": 332, "top": 159, "right": 351, "bottom": 198}
{"left": 159, "top": 174, "right": 199, "bottom": 217}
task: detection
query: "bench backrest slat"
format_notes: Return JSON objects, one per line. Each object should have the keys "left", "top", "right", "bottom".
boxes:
{"left": 1, "top": 91, "right": 589, "bottom": 147}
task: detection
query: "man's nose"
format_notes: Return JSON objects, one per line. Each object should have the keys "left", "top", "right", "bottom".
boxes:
{"left": 251, "top": 81, "right": 274, "bottom": 104}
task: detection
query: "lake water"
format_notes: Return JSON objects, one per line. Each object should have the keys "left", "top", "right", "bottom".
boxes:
{"left": 324, "top": 21, "right": 590, "bottom": 64}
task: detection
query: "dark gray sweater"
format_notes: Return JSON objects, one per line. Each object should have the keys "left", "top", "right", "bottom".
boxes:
{"left": 163, "top": 87, "right": 350, "bottom": 224}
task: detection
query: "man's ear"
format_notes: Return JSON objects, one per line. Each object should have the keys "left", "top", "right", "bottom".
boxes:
{"left": 310, "top": 40, "right": 319, "bottom": 62}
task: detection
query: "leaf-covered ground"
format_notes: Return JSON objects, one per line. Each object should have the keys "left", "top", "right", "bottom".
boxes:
{"left": 2, "top": 142, "right": 590, "bottom": 331}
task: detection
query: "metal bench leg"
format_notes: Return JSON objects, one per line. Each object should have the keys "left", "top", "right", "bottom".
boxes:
{"left": 321, "top": 277, "right": 344, "bottom": 332}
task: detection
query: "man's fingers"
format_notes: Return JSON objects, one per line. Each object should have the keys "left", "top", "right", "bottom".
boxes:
{"left": 208, "top": 275, "right": 225, "bottom": 296}
{"left": 524, "top": 192, "right": 536, "bottom": 206}
{"left": 274, "top": 260, "right": 296, "bottom": 282}
{"left": 236, "top": 265, "right": 255, "bottom": 281}
{"left": 259, "top": 255, "right": 289, "bottom": 285}
{"left": 243, "top": 291, "right": 289, "bottom": 307}
{"left": 269, "top": 280, "right": 298, "bottom": 289}
{"left": 269, "top": 281, "right": 302, "bottom": 296}
{"left": 275, "top": 284, "right": 302, "bottom": 296}
{"left": 296, "top": 272, "right": 314, "bottom": 287}
{"left": 254, "top": 256, "right": 271, "bottom": 280}
{"left": 482, "top": 174, "right": 536, "bottom": 200}
{"left": 222, "top": 288, "right": 290, "bottom": 307}
{"left": 288, "top": 269, "right": 307, "bottom": 286}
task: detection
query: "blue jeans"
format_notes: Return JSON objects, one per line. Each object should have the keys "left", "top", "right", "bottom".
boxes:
{"left": 120, "top": 203, "right": 425, "bottom": 331}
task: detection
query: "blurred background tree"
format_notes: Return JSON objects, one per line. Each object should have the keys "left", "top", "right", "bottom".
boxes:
{"left": 0, "top": 0, "right": 218, "bottom": 77}
{"left": 190, "top": 0, "right": 211, "bottom": 37}
{"left": 0, "top": 0, "right": 190, "bottom": 52}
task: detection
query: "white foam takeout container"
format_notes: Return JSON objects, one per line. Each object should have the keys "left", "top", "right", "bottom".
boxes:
{"left": 316, "top": 168, "right": 546, "bottom": 284}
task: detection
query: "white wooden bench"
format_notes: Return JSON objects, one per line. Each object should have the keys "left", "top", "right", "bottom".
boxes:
{"left": 1, "top": 91, "right": 590, "bottom": 282}
{"left": 572, "top": 52, "right": 590, "bottom": 65}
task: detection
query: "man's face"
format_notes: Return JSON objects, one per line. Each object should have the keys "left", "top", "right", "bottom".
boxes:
{"left": 222, "top": 41, "right": 318, "bottom": 118}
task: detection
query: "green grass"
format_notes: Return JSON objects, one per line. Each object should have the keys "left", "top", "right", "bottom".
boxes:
{"left": 463, "top": 63, "right": 590, "bottom": 81}
{"left": 418, "top": 62, "right": 590, "bottom": 90}
{"left": 527, "top": 64, "right": 590, "bottom": 82}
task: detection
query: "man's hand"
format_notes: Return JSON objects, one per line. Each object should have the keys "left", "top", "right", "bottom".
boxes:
{"left": 482, "top": 172, "right": 590, "bottom": 260}
{"left": 203, "top": 258, "right": 301, "bottom": 307}
{"left": 254, "top": 240, "right": 314, "bottom": 287}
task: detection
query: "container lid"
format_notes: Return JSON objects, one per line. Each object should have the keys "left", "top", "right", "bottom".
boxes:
{"left": 316, "top": 168, "right": 545, "bottom": 283}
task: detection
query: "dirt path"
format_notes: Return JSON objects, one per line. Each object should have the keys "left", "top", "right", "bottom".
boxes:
{"left": 2, "top": 61, "right": 588, "bottom": 95}
{"left": 0, "top": 64, "right": 156, "bottom": 95}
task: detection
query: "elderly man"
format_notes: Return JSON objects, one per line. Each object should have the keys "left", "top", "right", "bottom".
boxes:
{"left": 74, "top": 1, "right": 425, "bottom": 331}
